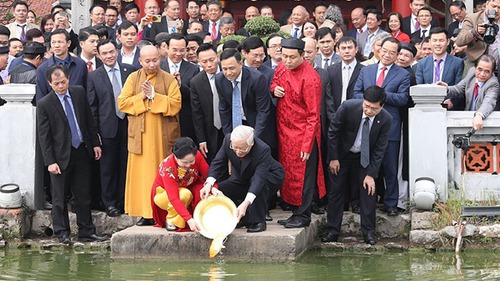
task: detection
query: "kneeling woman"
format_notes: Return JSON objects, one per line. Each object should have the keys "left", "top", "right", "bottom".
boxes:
{"left": 151, "top": 137, "right": 214, "bottom": 232}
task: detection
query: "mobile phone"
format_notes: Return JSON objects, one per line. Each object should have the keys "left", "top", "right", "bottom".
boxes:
{"left": 149, "top": 15, "right": 162, "bottom": 23}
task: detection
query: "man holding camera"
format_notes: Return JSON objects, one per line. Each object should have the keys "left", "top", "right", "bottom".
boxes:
{"left": 455, "top": 0, "right": 500, "bottom": 69}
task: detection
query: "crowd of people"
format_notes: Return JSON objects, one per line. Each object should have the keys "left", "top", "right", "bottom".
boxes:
{"left": 0, "top": 0, "right": 499, "bottom": 246}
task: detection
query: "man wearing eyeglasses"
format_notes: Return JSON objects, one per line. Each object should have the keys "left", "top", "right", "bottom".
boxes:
{"left": 201, "top": 125, "right": 284, "bottom": 233}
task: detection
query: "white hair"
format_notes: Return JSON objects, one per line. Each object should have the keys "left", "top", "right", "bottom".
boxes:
{"left": 230, "top": 125, "right": 254, "bottom": 145}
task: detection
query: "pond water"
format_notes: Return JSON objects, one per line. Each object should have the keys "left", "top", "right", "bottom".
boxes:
{"left": 0, "top": 249, "right": 498, "bottom": 280}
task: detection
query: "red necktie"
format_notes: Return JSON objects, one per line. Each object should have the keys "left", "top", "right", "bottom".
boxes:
{"left": 211, "top": 21, "right": 217, "bottom": 40}
{"left": 376, "top": 66, "right": 386, "bottom": 87}
{"left": 469, "top": 82, "right": 479, "bottom": 110}
{"left": 415, "top": 21, "right": 420, "bottom": 31}
{"left": 87, "top": 61, "right": 93, "bottom": 73}
{"left": 358, "top": 28, "right": 363, "bottom": 34}
{"left": 473, "top": 82, "right": 479, "bottom": 98}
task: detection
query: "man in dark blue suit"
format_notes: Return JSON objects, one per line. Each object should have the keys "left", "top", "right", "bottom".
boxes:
{"left": 87, "top": 39, "right": 137, "bottom": 217}
{"left": 322, "top": 86, "right": 392, "bottom": 245}
{"left": 215, "top": 48, "right": 274, "bottom": 149}
{"left": 116, "top": 21, "right": 141, "bottom": 69}
{"left": 354, "top": 37, "right": 410, "bottom": 216}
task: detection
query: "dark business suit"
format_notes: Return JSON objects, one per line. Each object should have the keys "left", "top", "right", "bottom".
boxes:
{"left": 354, "top": 63, "right": 410, "bottom": 208}
{"left": 117, "top": 47, "right": 141, "bottom": 69}
{"left": 190, "top": 71, "right": 224, "bottom": 163}
{"left": 202, "top": 20, "right": 221, "bottom": 41}
{"left": 208, "top": 135, "right": 285, "bottom": 224}
{"left": 143, "top": 16, "right": 186, "bottom": 42}
{"left": 447, "top": 21, "right": 460, "bottom": 38}
{"left": 215, "top": 66, "right": 274, "bottom": 148}
{"left": 87, "top": 63, "right": 137, "bottom": 211}
{"left": 160, "top": 59, "right": 200, "bottom": 143}
{"left": 401, "top": 16, "right": 439, "bottom": 36}
{"left": 36, "top": 86, "right": 100, "bottom": 238}
{"left": 326, "top": 99, "right": 392, "bottom": 237}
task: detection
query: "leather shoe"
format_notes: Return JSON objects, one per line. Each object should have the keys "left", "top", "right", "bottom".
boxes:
{"left": 321, "top": 232, "right": 339, "bottom": 243}
{"left": 265, "top": 211, "right": 273, "bottom": 221}
{"left": 387, "top": 207, "right": 398, "bottom": 216}
{"left": 351, "top": 205, "right": 361, "bottom": 214}
{"left": 58, "top": 234, "right": 71, "bottom": 245}
{"left": 78, "top": 233, "right": 108, "bottom": 243}
{"left": 136, "top": 217, "right": 155, "bottom": 226}
{"left": 247, "top": 222, "right": 266, "bottom": 233}
{"left": 277, "top": 217, "right": 292, "bottom": 225}
{"left": 311, "top": 205, "right": 325, "bottom": 215}
{"left": 107, "top": 206, "right": 121, "bottom": 217}
{"left": 284, "top": 218, "right": 310, "bottom": 228}
{"left": 363, "top": 233, "right": 377, "bottom": 245}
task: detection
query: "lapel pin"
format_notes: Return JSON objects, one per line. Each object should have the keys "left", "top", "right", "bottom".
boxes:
{"left": 377, "top": 120, "right": 380, "bottom": 124}
{"left": 124, "top": 68, "right": 127, "bottom": 72}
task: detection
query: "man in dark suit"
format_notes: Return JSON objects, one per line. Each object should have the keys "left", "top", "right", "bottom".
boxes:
{"left": 322, "top": 86, "right": 392, "bottom": 245}
{"left": 144, "top": 0, "right": 185, "bottom": 42}
{"left": 202, "top": 0, "right": 222, "bottom": 42}
{"left": 354, "top": 37, "right": 410, "bottom": 216}
{"left": 401, "top": 0, "right": 439, "bottom": 36}
{"left": 78, "top": 28, "right": 102, "bottom": 72}
{"left": 37, "top": 65, "right": 107, "bottom": 244}
{"left": 216, "top": 48, "right": 274, "bottom": 149}
{"left": 200, "top": 125, "right": 285, "bottom": 232}
{"left": 410, "top": 7, "right": 437, "bottom": 40}
{"left": 347, "top": 7, "right": 366, "bottom": 40}
{"left": 116, "top": 21, "right": 141, "bottom": 69}
{"left": 190, "top": 43, "right": 224, "bottom": 163}
{"left": 87, "top": 39, "right": 137, "bottom": 217}
{"left": 159, "top": 33, "right": 200, "bottom": 143}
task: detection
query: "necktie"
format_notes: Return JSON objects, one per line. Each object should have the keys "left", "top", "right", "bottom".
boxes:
{"left": 293, "top": 27, "right": 299, "bottom": 38}
{"left": 87, "top": 61, "right": 93, "bottom": 73}
{"left": 171, "top": 63, "right": 178, "bottom": 73}
{"left": 323, "top": 58, "right": 330, "bottom": 69}
{"left": 18, "top": 24, "right": 26, "bottom": 41}
{"left": 434, "top": 59, "right": 442, "bottom": 83}
{"left": 361, "top": 117, "right": 370, "bottom": 168}
{"left": 415, "top": 21, "right": 420, "bottom": 31}
{"left": 341, "top": 65, "right": 351, "bottom": 102}
{"left": 376, "top": 66, "right": 386, "bottom": 87}
{"left": 469, "top": 82, "right": 479, "bottom": 111}
{"left": 232, "top": 81, "right": 242, "bottom": 128}
{"left": 63, "top": 95, "right": 82, "bottom": 149}
{"left": 210, "top": 75, "right": 221, "bottom": 129}
{"left": 421, "top": 29, "right": 427, "bottom": 39}
{"left": 272, "top": 64, "right": 277, "bottom": 70}
{"left": 211, "top": 21, "right": 217, "bottom": 40}
{"left": 111, "top": 68, "right": 125, "bottom": 119}
{"left": 358, "top": 28, "right": 363, "bottom": 34}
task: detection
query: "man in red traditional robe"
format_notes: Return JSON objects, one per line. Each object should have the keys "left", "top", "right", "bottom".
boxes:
{"left": 271, "top": 38, "right": 326, "bottom": 228}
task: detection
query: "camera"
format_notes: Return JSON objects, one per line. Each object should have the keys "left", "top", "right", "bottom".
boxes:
{"left": 452, "top": 129, "right": 476, "bottom": 149}
{"left": 148, "top": 15, "right": 162, "bottom": 23}
{"left": 447, "top": 28, "right": 461, "bottom": 54}
{"left": 483, "top": 9, "right": 499, "bottom": 44}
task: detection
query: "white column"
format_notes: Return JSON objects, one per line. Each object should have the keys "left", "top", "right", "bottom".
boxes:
{"left": 409, "top": 85, "right": 449, "bottom": 202}
{"left": 0, "top": 84, "right": 36, "bottom": 209}
{"left": 70, "top": 0, "right": 93, "bottom": 33}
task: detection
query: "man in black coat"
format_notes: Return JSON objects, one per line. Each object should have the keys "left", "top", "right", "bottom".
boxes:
{"left": 201, "top": 125, "right": 284, "bottom": 232}
{"left": 322, "top": 86, "right": 392, "bottom": 245}
{"left": 87, "top": 39, "right": 137, "bottom": 217}
{"left": 190, "top": 43, "right": 223, "bottom": 163}
{"left": 160, "top": 33, "right": 200, "bottom": 143}
{"left": 36, "top": 65, "right": 107, "bottom": 244}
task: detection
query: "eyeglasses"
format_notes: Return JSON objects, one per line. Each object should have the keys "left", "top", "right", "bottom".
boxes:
{"left": 229, "top": 142, "right": 250, "bottom": 153}
{"left": 268, "top": 44, "right": 281, "bottom": 49}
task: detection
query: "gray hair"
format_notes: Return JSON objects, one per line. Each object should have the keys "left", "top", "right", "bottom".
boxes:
{"left": 220, "top": 17, "right": 235, "bottom": 26}
{"left": 373, "top": 31, "right": 391, "bottom": 44}
{"left": 324, "top": 5, "right": 344, "bottom": 26}
{"left": 230, "top": 125, "right": 254, "bottom": 145}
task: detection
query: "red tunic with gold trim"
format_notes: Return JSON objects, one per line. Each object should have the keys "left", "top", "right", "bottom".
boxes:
{"left": 150, "top": 151, "right": 209, "bottom": 228}
{"left": 270, "top": 61, "right": 326, "bottom": 206}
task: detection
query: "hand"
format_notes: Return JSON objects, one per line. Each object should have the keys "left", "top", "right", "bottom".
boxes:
{"left": 442, "top": 99, "right": 454, "bottom": 110}
{"left": 454, "top": 45, "right": 467, "bottom": 54}
{"left": 93, "top": 147, "right": 102, "bottom": 160}
{"left": 200, "top": 182, "right": 212, "bottom": 199}
{"left": 477, "top": 23, "right": 486, "bottom": 35}
{"left": 300, "top": 151, "right": 310, "bottom": 162}
{"left": 436, "top": 81, "right": 448, "bottom": 89}
{"left": 274, "top": 86, "right": 285, "bottom": 98}
{"left": 211, "top": 188, "right": 223, "bottom": 196}
{"left": 187, "top": 218, "right": 200, "bottom": 233}
{"left": 48, "top": 163, "right": 61, "bottom": 175}
{"left": 236, "top": 201, "right": 250, "bottom": 220}
{"left": 199, "top": 143, "right": 208, "bottom": 158}
{"left": 473, "top": 114, "right": 484, "bottom": 131}
{"left": 4, "top": 75, "right": 10, "bottom": 84}
{"left": 363, "top": 175, "right": 375, "bottom": 196}
{"left": 329, "top": 160, "right": 340, "bottom": 175}
{"left": 139, "top": 16, "right": 149, "bottom": 29}
{"left": 173, "top": 72, "right": 181, "bottom": 86}
{"left": 141, "top": 80, "right": 153, "bottom": 99}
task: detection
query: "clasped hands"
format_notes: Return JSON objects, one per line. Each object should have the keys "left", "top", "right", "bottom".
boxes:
{"left": 141, "top": 80, "right": 154, "bottom": 100}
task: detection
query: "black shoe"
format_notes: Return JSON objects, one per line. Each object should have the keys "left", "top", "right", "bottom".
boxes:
{"left": 387, "top": 207, "right": 398, "bottom": 216}
{"left": 58, "top": 234, "right": 71, "bottom": 245}
{"left": 363, "top": 233, "right": 377, "bottom": 245}
{"left": 351, "top": 205, "right": 361, "bottom": 214}
{"left": 78, "top": 233, "right": 108, "bottom": 242}
{"left": 321, "top": 232, "right": 339, "bottom": 243}
{"left": 284, "top": 218, "right": 310, "bottom": 228}
{"left": 247, "top": 222, "right": 267, "bottom": 233}
{"left": 311, "top": 205, "right": 325, "bottom": 215}
{"left": 265, "top": 211, "right": 273, "bottom": 221}
{"left": 277, "top": 216, "right": 293, "bottom": 225}
{"left": 106, "top": 206, "right": 121, "bottom": 217}
{"left": 136, "top": 217, "right": 155, "bottom": 226}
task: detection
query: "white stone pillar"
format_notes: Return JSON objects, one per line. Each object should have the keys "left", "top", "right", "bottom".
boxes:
{"left": 70, "top": 0, "right": 93, "bottom": 34}
{"left": 0, "top": 84, "right": 36, "bottom": 209}
{"left": 409, "top": 85, "right": 449, "bottom": 202}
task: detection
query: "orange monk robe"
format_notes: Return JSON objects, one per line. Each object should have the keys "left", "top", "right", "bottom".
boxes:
{"left": 117, "top": 68, "right": 182, "bottom": 218}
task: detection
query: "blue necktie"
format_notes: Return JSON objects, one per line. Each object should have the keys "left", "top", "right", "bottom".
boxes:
{"left": 293, "top": 27, "right": 299, "bottom": 38}
{"left": 63, "top": 95, "right": 82, "bottom": 149}
{"left": 111, "top": 68, "right": 125, "bottom": 119}
{"left": 361, "top": 117, "right": 370, "bottom": 168}
{"left": 232, "top": 81, "right": 242, "bottom": 128}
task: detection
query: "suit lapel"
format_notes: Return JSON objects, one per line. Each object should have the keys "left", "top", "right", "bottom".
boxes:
{"left": 441, "top": 56, "right": 451, "bottom": 83}
{"left": 119, "top": 63, "right": 129, "bottom": 85}
{"left": 68, "top": 88, "right": 83, "bottom": 127}
{"left": 382, "top": 65, "right": 398, "bottom": 88}
{"left": 241, "top": 68, "right": 249, "bottom": 104}
{"left": 348, "top": 63, "right": 361, "bottom": 90}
